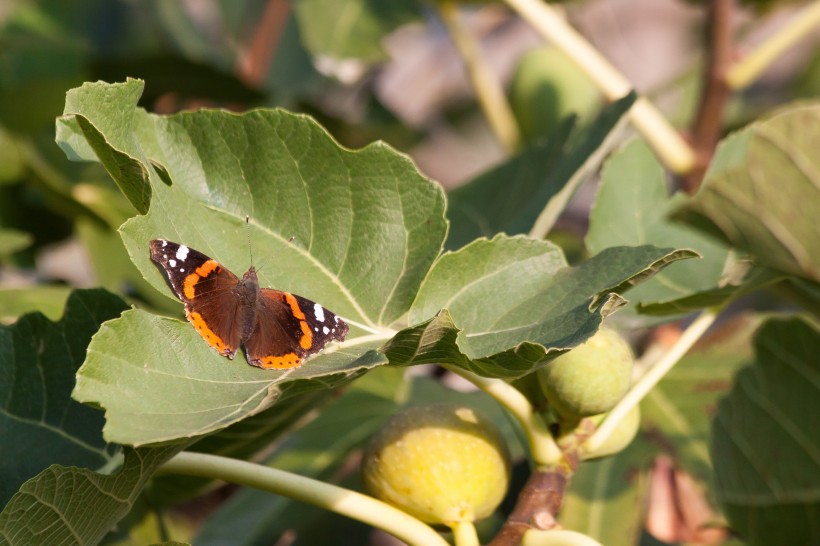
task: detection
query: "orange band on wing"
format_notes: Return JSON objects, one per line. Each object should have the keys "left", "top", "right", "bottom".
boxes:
{"left": 283, "top": 292, "right": 313, "bottom": 350}
{"left": 283, "top": 293, "right": 306, "bottom": 319}
{"left": 183, "top": 260, "right": 221, "bottom": 300}
{"left": 256, "top": 353, "right": 303, "bottom": 369}
{"left": 187, "top": 309, "right": 229, "bottom": 354}
{"left": 299, "top": 321, "right": 313, "bottom": 349}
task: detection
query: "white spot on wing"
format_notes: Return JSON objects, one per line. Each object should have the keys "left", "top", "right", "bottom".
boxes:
{"left": 314, "top": 303, "right": 325, "bottom": 322}
{"left": 322, "top": 326, "right": 330, "bottom": 335}
{"left": 176, "top": 245, "right": 189, "bottom": 261}
{"left": 161, "top": 240, "right": 167, "bottom": 247}
{"left": 169, "top": 259, "right": 177, "bottom": 267}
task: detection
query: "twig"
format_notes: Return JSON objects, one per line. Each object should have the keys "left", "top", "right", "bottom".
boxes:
{"left": 683, "top": 0, "right": 735, "bottom": 194}
{"left": 727, "top": 1, "right": 820, "bottom": 90}
{"left": 503, "top": 0, "right": 696, "bottom": 174}
{"left": 487, "top": 466, "right": 573, "bottom": 546}
{"left": 439, "top": 1, "right": 521, "bottom": 152}
{"left": 238, "top": 0, "right": 291, "bottom": 87}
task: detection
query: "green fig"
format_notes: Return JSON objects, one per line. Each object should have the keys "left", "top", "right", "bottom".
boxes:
{"left": 538, "top": 327, "right": 633, "bottom": 418}
{"left": 361, "top": 403, "right": 510, "bottom": 525}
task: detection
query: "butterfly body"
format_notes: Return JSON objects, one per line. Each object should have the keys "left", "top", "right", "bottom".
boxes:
{"left": 149, "top": 239, "right": 348, "bottom": 369}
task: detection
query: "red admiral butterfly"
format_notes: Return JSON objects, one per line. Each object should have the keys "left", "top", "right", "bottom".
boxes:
{"left": 149, "top": 240, "right": 348, "bottom": 369}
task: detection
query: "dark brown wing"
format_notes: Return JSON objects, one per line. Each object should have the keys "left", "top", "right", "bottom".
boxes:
{"left": 150, "top": 239, "right": 244, "bottom": 358}
{"left": 245, "top": 289, "right": 348, "bottom": 369}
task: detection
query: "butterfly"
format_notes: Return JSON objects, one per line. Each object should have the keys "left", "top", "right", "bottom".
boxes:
{"left": 149, "top": 240, "right": 348, "bottom": 369}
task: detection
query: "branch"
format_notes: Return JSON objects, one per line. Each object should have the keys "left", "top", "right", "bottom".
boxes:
{"left": 727, "top": 1, "right": 820, "bottom": 90}
{"left": 503, "top": 0, "right": 695, "bottom": 174}
{"left": 682, "top": 0, "right": 735, "bottom": 194}
{"left": 439, "top": 1, "right": 521, "bottom": 152}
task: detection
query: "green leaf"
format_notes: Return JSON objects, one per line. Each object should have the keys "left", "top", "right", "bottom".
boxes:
{"left": 57, "top": 79, "right": 153, "bottom": 213}
{"left": 0, "top": 289, "right": 128, "bottom": 507}
{"left": 446, "top": 93, "right": 634, "bottom": 249}
{"left": 0, "top": 446, "right": 181, "bottom": 546}
{"left": 60, "top": 79, "right": 446, "bottom": 446}
{"left": 0, "top": 287, "right": 73, "bottom": 323}
{"left": 711, "top": 316, "right": 820, "bottom": 546}
{"left": 637, "top": 263, "right": 785, "bottom": 315}
{"left": 587, "top": 139, "right": 728, "bottom": 318}
{"left": 293, "top": 0, "right": 421, "bottom": 63}
{"left": 73, "top": 309, "right": 386, "bottom": 446}
{"left": 385, "top": 235, "right": 698, "bottom": 378}
{"left": 674, "top": 102, "right": 820, "bottom": 283}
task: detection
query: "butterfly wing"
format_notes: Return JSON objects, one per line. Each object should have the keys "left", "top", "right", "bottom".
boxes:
{"left": 149, "top": 239, "right": 244, "bottom": 358}
{"left": 245, "top": 289, "right": 349, "bottom": 369}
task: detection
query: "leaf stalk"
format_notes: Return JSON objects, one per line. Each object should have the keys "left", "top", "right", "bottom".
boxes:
{"left": 159, "top": 451, "right": 449, "bottom": 546}
{"left": 583, "top": 308, "right": 719, "bottom": 454}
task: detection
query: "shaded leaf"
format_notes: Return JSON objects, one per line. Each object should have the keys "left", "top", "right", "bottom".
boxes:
{"left": 587, "top": 139, "right": 727, "bottom": 319}
{"left": 711, "top": 316, "right": 820, "bottom": 546}
{"left": 0, "top": 289, "right": 127, "bottom": 507}
{"left": 0, "top": 446, "right": 180, "bottom": 546}
{"left": 385, "top": 235, "right": 698, "bottom": 378}
{"left": 674, "top": 102, "right": 820, "bottom": 282}
{"left": 447, "top": 93, "right": 634, "bottom": 249}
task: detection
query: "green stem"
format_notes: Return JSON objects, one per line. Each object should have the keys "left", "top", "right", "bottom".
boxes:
{"left": 727, "top": 1, "right": 820, "bottom": 90}
{"left": 450, "top": 520, "right": 481, "bottom": 546}
{"left": 503, "top": 0, "right": 695, "bottom": 174}
{"left": 444, "top": 366, "right": 563, "bottom": 466}
{"left": 439, "top": 0, "right": 521, "bottom": 152}
{"left": 583, "top": 309, "right": 719, "bottom": 454}
{"left": 159, "top": 451, "right": 449, "bottom": 546}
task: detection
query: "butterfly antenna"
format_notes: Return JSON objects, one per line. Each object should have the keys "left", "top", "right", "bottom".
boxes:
{"left": 245, "top": 215, "right": 254, "bottom": 268}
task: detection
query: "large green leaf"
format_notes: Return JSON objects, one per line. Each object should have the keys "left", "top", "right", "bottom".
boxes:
{"left": 0, "top": 287, "right": 72, "bottom": 323}
{"left": 587, "top": 138, "right": 728, "bottom": 319}
{"left": 446, "top": 93, "right": 634, "bottom": 249}
{"left": 384, "top": 235, "right": 698, "bottom": 379}
{"left": 674, "top": 102, "right": 820, "bottom": 283}
{"left": 0, "top": 446, "right": 180, "bottom": 546}
{"left": 59, "top": 79, "right": 445, "bottom": 446}
{"left": 711, "top": 316, "right": 820, "bottom": 546}
{"left": 293, "top": 0, "right": 421, "bottom": 63}
{"left": 0, "top": 289, "right": 128, "bottom": 508}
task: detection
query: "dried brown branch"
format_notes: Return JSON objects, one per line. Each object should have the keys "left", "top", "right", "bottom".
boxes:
{"left": 487, "top": 456, "right": 579, "bottom": 546}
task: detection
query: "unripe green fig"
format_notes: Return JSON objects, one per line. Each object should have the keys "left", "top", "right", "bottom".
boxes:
{"left": 538, "top": 327, "right": 633, "bottom": 418}
{"left": 581, "top": 405, "right": 641, "bottom": 460}
{"left": 361, "top": 403, "right": 510, "bottom": 525}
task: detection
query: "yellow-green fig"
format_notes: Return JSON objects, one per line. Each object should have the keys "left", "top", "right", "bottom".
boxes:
{"left": 361, "top": 403, "right": 510, "bottom": 525}
{"left": 538, "top": 328, "right": 633, "bottom": 418}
